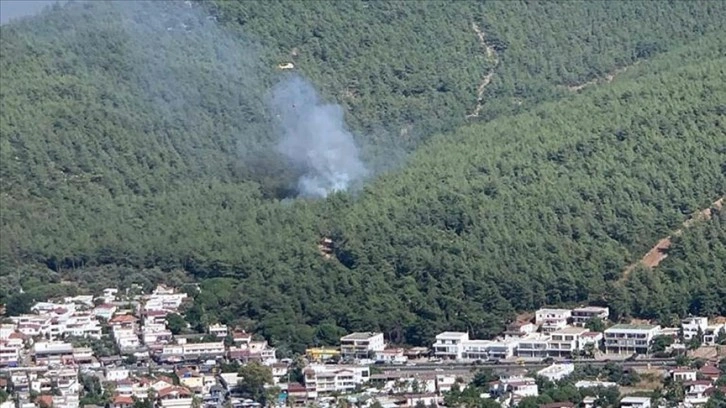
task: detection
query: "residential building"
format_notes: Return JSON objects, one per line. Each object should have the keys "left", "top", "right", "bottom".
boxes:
{"left": 684, "top": 380, "right": 712, "bottom": 406}
{"left": 670, "top": 367, "right": 697, "bottom": 382}
{"left": 0, "top": 340, "right": 20, "bottom": 367}
{"left": 603, "top": 324, "right": 661, "bottom": 354}
{"left": 503, "top": 322, "right": 537, "bottom": 338}
{"left": 303, "top": 364, "right": 370, "bottom": 398}
{"left": 374, "top": 348, "right": 407, "bottom": 364}
{"left": 516, "top": 334, "right": 550, "bottom": 358}
{"left": 535, "top": 309, "right": 572, "bottom": 332}
{"left": 619, "top": 396, "right": 651, "bottom": 408}
{"left": 340, "top": 332, "right": 385, "bottom": 360}
{"left": 681, "top": 317, "right": 708, "bottom": 341}
{"left": 305, "top": 347, "right": 340, "bottom": 362}
{"left": 547, "top": 327, "right": 589, "bottom": 357}
{"left": 485, "top": 339, "right": 518, "bottom": 360}
{"left": 228, "top": 340, "right": 277, "bottom": 365}
{"left": 491, "top": 376, "right": 538, "bottom": 398}
{"left": 33, "top": 342, "right": 74, "bottom": 365}
{"left": 703, "top": 323, "right": 726, "bottom": 345}
{"left": 574, "top": 380, "right": 617, "bottom": 389}
{"left": 432, "top": 332, "right": 469, "bottom": 360}
{"left": 208, "top": 324, "right": 228, "bottom": 338}
{"left": 162, "top": 342, "right": 225, "bottom": 361}
{"left": 461, "top": 340, "right": 493, "bottom": 361}
{"left": 571, "top": 307, "right": 609, "bottom": 326}
{"left": 92, "top": 304, "right": 117, "bottom": 322}
{"left": 579, "top": 332, "right": 603, "bottom": 349}
{"left": 537, "top": 364, "right": 574, "bottom": 382}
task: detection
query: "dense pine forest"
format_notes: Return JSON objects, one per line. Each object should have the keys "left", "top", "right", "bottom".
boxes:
{"left": 1, "top": 0, "right": 725, "bottom": 353}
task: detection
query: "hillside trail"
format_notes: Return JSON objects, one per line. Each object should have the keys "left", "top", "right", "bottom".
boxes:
{"left": 466, "top": 22, "right": 499, "bottom": 119}
{"left": 619, "top": 196, "right": 724, "bottom": 282}
{"left": 567, "top": 61, "right": 640, "bottom": 92}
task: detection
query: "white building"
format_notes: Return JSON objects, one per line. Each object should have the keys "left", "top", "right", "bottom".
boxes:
{"left": 340, "top": 332, "right": 385, "bottom": 360}
{"left": 374, "top": 348, "right": 408, "bottom": 364}
{"left": 574, "top": 380, "right": 617, "bottom": 389}
{"left": 432, "top": 332, "right": 469, "bottom": 360}
{"left": 684, "top": 380, "right": 712, "bottom": 406}
{"left": 516, "top": 333, "right": 550, "bottom": 359}
{"left": 303, "top": 364, "right": 370, "bottom": 398}
{"left": 535, "top": 308, "right": 572, "bottom": 332}
{"left": 491, "top": 377, "right": 538, "bottom": 398}
{"left": 571, "top": 307, "right": 609, "bottom": 326}
{"left": 93, "top": 304, "right": 117, "bottom": 321}
{"left": 0, "top": 341, "right": 20, "bottom": 366}
{"left": 208, "top": 324, "right": 228, "bottom": 338}
{"left": 537, "top": 364, "right": 575, "bottom": 382}
{"left": 106, "top": 367, "right": 130, "bottom": 381}
{"left": 547, "top": 326, "right": 589, "bottom": 357}
{"left": 603, "top": 324, "right": 661, "bottom": 354}
{"left": 484, "top": 339, "right": 518, "bottom": 360}
{"left": 703, "top": 323, "right": 726, "bottom": 345}
{"left": 681, "top": 317, "right": 708, "bottom": 341}
{"left": 619, "top": 396, "right": 651, "bottom": 408}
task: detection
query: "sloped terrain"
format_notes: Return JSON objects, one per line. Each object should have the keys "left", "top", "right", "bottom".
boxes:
{"left": 1, "top": 1, "right": 725, "bottom": 351}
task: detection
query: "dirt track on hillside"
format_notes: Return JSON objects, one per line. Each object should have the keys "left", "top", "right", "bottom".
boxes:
{"left": 620, "top": 197, "right": 724, "bottom": 280}
{"left": 466, "top": 22, "right": 499, "bottom": 119}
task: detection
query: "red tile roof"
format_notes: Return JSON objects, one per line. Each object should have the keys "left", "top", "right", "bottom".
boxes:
{"left": 113, "top": 395, "right": 134, "bottom": 405}
{"left": 110, "top": 315, "right": 137, "bottom": 324}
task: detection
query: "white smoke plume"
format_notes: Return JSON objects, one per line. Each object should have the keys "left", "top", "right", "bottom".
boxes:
{"left": 271, "top": 75, "right": 368, "bottom": 198}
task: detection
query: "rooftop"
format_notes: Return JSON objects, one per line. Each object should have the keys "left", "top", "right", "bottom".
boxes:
{"left": 341, "top": 332, "right": 382, "bottom": 340}
{"left": 605, "top": 323, "right": 658, "bottom": 331}
{"left": 435, "top": 331, "right": 469, "bottom": 339}
{"left": 572, "top": 306, "right": 608, "bottom": 312}
{"left": 552, "top": 326, "right": 589, "bottom": 335}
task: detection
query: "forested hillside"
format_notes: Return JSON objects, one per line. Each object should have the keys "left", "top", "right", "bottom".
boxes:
{"left": 1, "top": 1, "right": 725, "bottom": 353}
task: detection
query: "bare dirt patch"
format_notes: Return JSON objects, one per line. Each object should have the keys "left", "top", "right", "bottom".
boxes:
{"left": 620, "top": 197, "right": 724, "bottom": 281}
{"left": 567, "top": 62, "right": 640, "bottom": 92}
{"left": 466, "top": 22, "right": 499, "bottom": 119}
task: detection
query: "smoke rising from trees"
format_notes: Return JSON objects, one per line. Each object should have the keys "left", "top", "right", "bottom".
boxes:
{"left": 271, "top": 75, "right": 368, "bottom": 198}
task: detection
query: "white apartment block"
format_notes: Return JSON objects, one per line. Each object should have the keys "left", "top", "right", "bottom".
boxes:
{"left": 681, "top": 317, "right": 708, "bottom": 341}
{"left": 433, "top": 332, "right": 516, "bottom": 361}
{"left": 0, "top": 324, "right": 16, "bottom": 339}
{"left": 535, "top": 308, "right": 572, "bottom": 332}
{"left": 93, "top": 304, "right": 117, "bottom": 320}
{"left": 374, "top": 348, "right": 408, "bottom": 364}
{"left": 144, "top": 286, "right": 188, "bottom": 312}
{"left": 228, "top": 340, "right": 277, "bottom": 365}
{"left": 571, "top": 306, "right": 609, "bottom": 326}
{"left": 604, "top": 324, "right": 660, "bottom": 354}
{"left": 485, "top": 339, "right": 518, "bottom": 360}
{"left": 162, "top": 342, "right": 225, "bottom": 361}
{"left": 340, "top": 332, "right": 385, "bottom": 360}
{"left": 547, "top": 326, "right": 589, "bottom": 357}
{"left": 113, "top": 327, "right": 141, "bottom": 350}
{"left": 0, "top": 340, "right": 20, "bottom": 367}
{"left": 670, "top": 367, "right": 697, "bottom": 382}
{"left": 516, "top": 333, "right": 550, "bottom": 359}
{"left": 704, "top": 323, "right": 726, "bottom": 345}
{"left": 208, "top": 324, "right": 228, "bottom": 338}
{"left": 619, "top": 396, "right": 651, "bottom": 408}
{"left": 537, "top": 364, "right": 575, "bottom": 382}
{"left": 303, "top": 364, "right": 370, "bottom": 398}
{"left": 432, "top": 332, "right": 469, "bottom": 360}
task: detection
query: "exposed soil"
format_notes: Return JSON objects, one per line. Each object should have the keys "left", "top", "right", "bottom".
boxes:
{"left": 466, "top": 22, "right": 499, "bottom": 119}
{"left": 621, "top": 197, "right": 724, "bottom": 280}
{"left": 567, "top": 62, "right": 639, "bottom": 92}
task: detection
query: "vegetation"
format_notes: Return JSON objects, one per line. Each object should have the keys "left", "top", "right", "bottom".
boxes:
{"left": 1, "top": 1, "right": 725, "bottom": 354}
